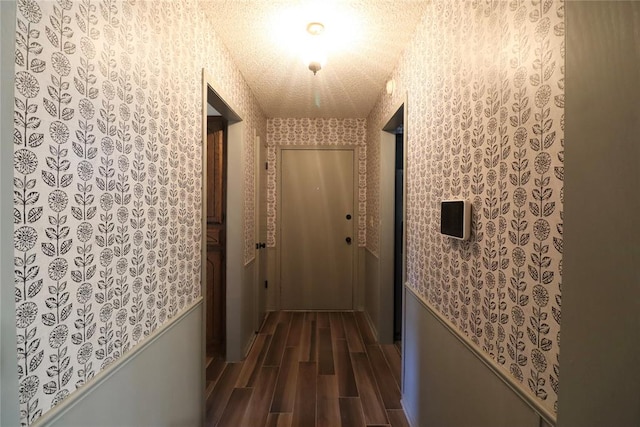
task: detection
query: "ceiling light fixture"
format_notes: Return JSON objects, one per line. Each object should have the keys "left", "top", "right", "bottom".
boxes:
{"left": 306, "top": 22, "right": 324, "bottom": 36}
{"left": 305, "top": 22, "right": 326, "bottom": 75}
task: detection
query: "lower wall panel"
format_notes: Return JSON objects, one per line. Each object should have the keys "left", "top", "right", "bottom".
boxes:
{"left": 39, "top": 302, "right": 203, "bottom": 427}
{"left": 364, "top": 248, "right": 380, "bottom": 339}
{"left": 403, "top": 288, "right": 543, "bottom": 427}
{"left": 227, "top": 260, "right": 258, "bottom": 362}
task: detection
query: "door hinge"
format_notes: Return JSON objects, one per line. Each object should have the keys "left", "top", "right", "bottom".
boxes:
{"left": 264, "top": 280, "right": 268, "bottom": 289}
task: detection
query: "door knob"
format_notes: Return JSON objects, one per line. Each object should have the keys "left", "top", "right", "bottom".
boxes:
{"left": 345, "top": 237, "right": 352, "bottom": 245}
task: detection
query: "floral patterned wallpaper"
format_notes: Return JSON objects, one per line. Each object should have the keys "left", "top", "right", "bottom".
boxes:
{"left": 266, "top": 118, "right": 367, "bottom": 248}
{"left": 12, "top": 0, "right": 265, "bottom": 424}
{"left": 367, "top": 0, "right": 564, "bottom": 414}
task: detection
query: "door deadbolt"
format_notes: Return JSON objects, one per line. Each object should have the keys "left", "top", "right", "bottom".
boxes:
{"left": 346, "top": 214, "right": 352, "bottom": 220}
{"left": 345, "top": 237, "right": 352, "bottom": 244}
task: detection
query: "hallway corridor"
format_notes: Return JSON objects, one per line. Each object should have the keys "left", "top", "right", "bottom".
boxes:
{"left": 205, "top": 311, "right": 408, "bottom": 427}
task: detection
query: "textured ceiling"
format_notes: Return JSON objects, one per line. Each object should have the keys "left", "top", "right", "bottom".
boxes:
{"left": 201, "top": 0, "right": 431, "bottom": 118}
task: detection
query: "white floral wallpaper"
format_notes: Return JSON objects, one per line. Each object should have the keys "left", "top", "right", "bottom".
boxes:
{"left": 266, "top": 118, "right": 367, "bottom": 248}
{"left": 367, "top": 0, "right": 564, "bottom": 414}
{"left": 12, "top": 0, "right": 265, "bottom": 424}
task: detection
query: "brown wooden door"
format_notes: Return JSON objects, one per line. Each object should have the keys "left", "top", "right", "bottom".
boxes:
{"left": 206, "top": 117, "right": 226, "bottom": 357}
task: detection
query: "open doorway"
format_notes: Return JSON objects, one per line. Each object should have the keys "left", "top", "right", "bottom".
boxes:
{"left": 205, "top": 115, "right": 227, "bottom": 361}
{"left": 201, "top": 70, "right": 244, "bottom": 414}
{"left": 203, "top": 100, "right": 229, "bottom": 414}
{"left": 382, "top": 105, "right": 405, "bottom": 349}
{"left": 373, "top": 100, "right": 407, "bottom": 390}
{"left": 393, "top": 128, "right": 403, "bottom": 343}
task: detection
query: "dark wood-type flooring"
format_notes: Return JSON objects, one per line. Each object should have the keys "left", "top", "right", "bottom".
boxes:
{"left": 205, "top": 311, "right": 408, "bottom": 427}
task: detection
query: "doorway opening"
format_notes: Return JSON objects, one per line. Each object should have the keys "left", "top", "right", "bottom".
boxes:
{"left": 201, "top": 70, "right": 243, "bottom": 414}
{"left": 393, "top": 128, "right": 403, "bottom": 343}
{"left": 205, "top": 115, "right": 227, "bottom": 361}
{"left": 381, "top": 103, "right": 405, "bottom": 354}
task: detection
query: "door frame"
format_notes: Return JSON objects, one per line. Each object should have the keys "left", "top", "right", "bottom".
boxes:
{"left": 254, "top": 132, "right": 267, "bottom": 331}
{"left": 275, "top": 145, "right": 360, "bottom": 310}
{"left": 378, "top": 94, "right": 408, "bottom": 346}
{"left": 200, "top": 68, "right": 247, "bottom": 369}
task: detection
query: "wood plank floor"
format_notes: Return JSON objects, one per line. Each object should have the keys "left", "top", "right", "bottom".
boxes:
{"left": 205, "top": 311, "right": 408, "bottom": 427}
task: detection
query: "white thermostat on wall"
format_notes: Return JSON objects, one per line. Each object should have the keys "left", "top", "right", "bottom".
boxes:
{"left": 440, "top": 200, "right": 471, "bottom": 240}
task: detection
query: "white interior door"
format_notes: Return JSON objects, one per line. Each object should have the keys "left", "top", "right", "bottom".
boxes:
{"left": 280, "top": 149, "right": 355, "bottom": 310}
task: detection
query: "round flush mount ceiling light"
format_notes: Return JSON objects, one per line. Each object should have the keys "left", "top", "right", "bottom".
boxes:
{"left": 306, "top": 22, "right": 325, "bottom": 36}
